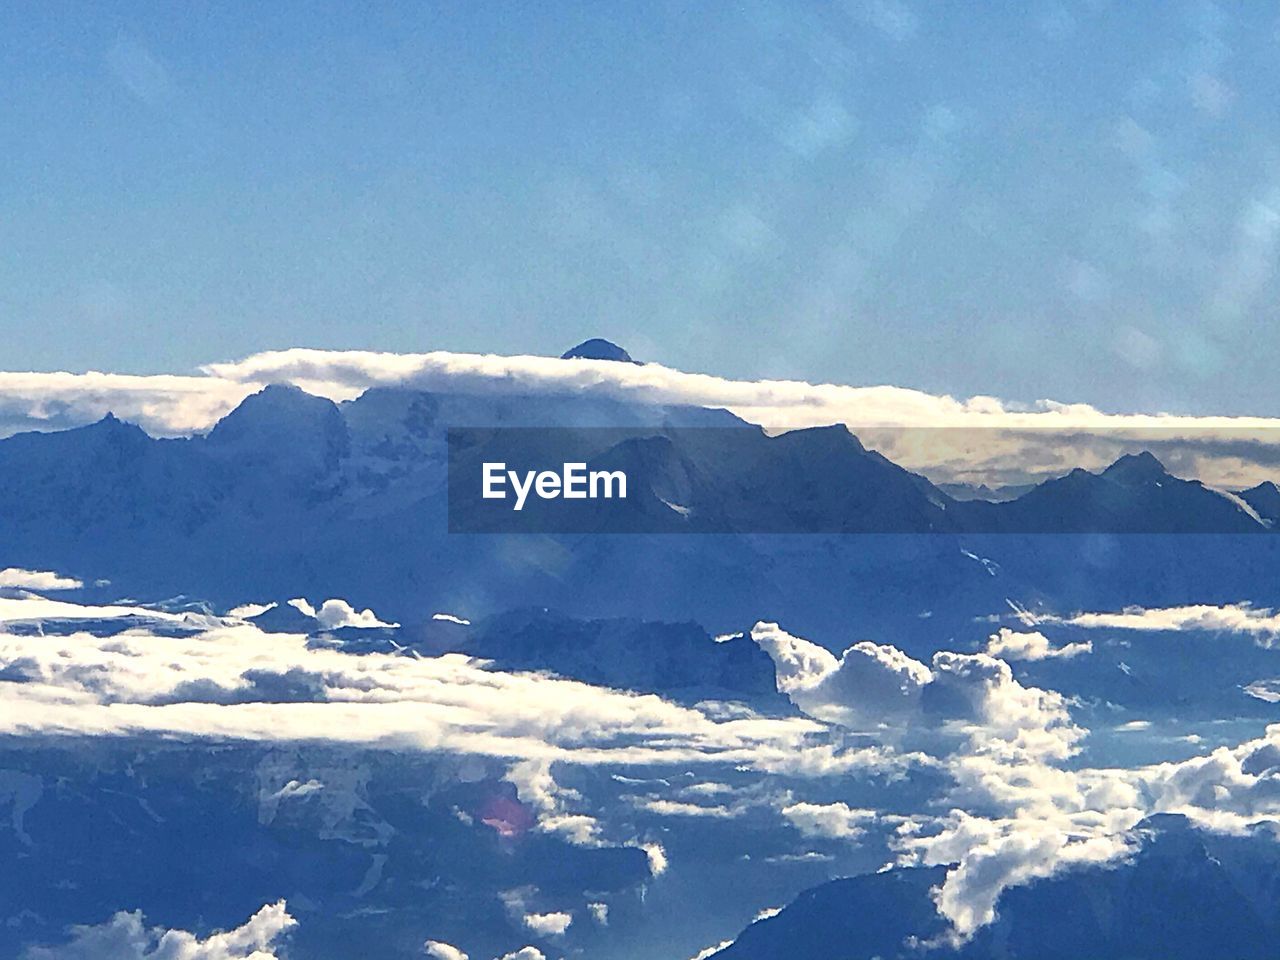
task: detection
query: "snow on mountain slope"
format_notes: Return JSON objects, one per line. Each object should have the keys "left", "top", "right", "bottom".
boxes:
{"left": 5, "top": 361, "right": 1280, "bottom": 959}
{"left": 5, "top": 380, "right": 1280, "bottom": 650}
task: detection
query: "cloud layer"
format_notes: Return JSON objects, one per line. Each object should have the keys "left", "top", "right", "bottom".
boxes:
{"left": 8, "top": 586, "right": 1280, "bottom": 946}
{"left": 6, "top": 347, "right": 1280, "bottom": 485}
{"left": 0, "top": 595, "right": 876, "bottom": 777}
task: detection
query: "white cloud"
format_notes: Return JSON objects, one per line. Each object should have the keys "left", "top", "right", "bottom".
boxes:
{"left": 494, "top": 950, "right": 544, "bottom": 960}
{"left": 629, "top": 797, "right": 742, "bottom": 818}
{"left": 641, "top": 842, "right": 668, "bottom": 876}
{"left": 535, "top": 812, "right": 602, "bottom": 846}
{"left": 904, "top": 811, "right": 1136, "bottom": 936}
{"left": 747, "top": 619, "right": 1090, "bottom": 936}
{"left": 1244, "top": 680, "right": 1280, "bottom": 703}
{"left": 505, "top": 759, "right": 563, "bottom": 812}
{"left": 587, "top": 902, "right": 608, "bottom": 926}
{"left": 1133, "top": 727, "right": 1280, "bottom": 832}
{"left": 424, "top": 942, "right": 468, "bottom": 960}
{"left": 269, "top": 779, "right": 324, "bottom": 800}
{"left": 929, "top": 652, "right": 1083, "bottom": 763}
{"left": 751, "top": 622, "right": 932, "bottom": 726}
{"left": 200, "top": 347, "right": 1280, "bottom": 435}
{"left": 11, "top": 593, "right": 1274, "bottom": 948}
{"left": 749, "top": 622, "right": 841, "bottom": 695}
{"left": 0, "top": 369, "right": 251, "bottom": 438}
{"left": 227, "top": 602, "right": 276, "bottom": 620}
{"left": 985, "top": 628, "right": 1092, "bottom": 661}
{"left": 781, "top": 801, "right": 875, "bottom": 839}
{"left": 1116, "top": 720, "right": 1152, "bottom": 732}
{"left": 522, "top": 912, "right": 571, "bottom": 937}
{"left": 751, "top": 622, "right": 1081, "bottom": 763}
{"left": 0, "top": 597, "right": 868, "bottom": 783}
{"left": 0, "top": 594, "right": 189, "bottom": 626}
{"left": 287, "top": 598, "right": 398, "bottom": 629}
{"left": 1060, "top": 603, "right": 1280, "bottom": 642}
{"left": 748, "top": 623, "right": 1100, "bottom": 938}
{"left": 898, "top": 721, "right": 1280, "bottom": 938}
{"left": 0, "top": 569, "right": 83, "bottom": 591}
{"left": 433, "top": 613, "right": 472, "bottom": 626}
{"left": 505, "top": 759, "right": 602, "bottom": 847}
{"left": 22, "top": 901, "right": 294, "bottom": 959}
{"left": 679, "top": 781, "right": 735, "bottom": 798}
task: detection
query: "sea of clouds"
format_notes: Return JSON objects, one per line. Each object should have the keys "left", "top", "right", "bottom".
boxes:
{"left": 7, "top": 571, "right": 1280, "bottom": 952}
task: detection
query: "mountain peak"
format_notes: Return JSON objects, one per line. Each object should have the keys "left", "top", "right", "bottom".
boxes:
{"left": 206, "top": 383, "right": 349, "bottom": 465}
{"left": 34, "top": 412, "right": 154, "bottom": 464}
{"left": 209, "top": 384, "right": 337, "bottom": 435}
{"left": 1239, "top": 480, "right": 1280, "bottom": 524}
{"left": 1102, "top": 451, "right": 1169, "bottom": 485}
{"left": 83, "top": 411, "right": 147, "bottom": 441}
{"left": 560, "top": 339, "right": 640, "bottom": 364}
{"left": 91, "top": 411, "right": 138, "bottom": 430}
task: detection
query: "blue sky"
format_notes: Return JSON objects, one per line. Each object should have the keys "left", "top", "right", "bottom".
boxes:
{"left": 3, "top": 2, "right": 1278, "bottom": 414}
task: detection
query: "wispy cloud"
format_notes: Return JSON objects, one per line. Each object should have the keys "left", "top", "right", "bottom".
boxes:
{"left": 1053, "top": 603, "right": 1280, "bottom": 642}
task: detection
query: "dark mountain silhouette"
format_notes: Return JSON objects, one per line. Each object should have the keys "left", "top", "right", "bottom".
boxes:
{"left": 711, "top": 816, "right": 1280, "bottom": 960}
{"left": 560, "top": 338, "right": 641, "bottom": 363}
{"left": 1239, "top": 480, "right": 1280, "bottom": 526}
{"left": 2, "top": 384, "right": 1279, "bottom": 643}
{"left": 984, "top": 451, "right": 1264, "bottom": 533}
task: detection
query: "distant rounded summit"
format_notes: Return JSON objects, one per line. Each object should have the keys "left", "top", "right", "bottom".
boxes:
{"left": 1102, "top": 451, "right": 1168, "bottom": 485}
{"left": 560, "top": 338, "right": 641, "bottom": 364}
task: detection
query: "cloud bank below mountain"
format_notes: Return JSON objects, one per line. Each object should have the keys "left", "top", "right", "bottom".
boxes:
{"left": 8, "top": 586, "right": 1280, "bottom": 944}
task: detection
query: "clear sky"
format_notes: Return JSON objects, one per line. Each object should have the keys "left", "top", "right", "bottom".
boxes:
{"left": 3, "top": 2, "right": 1278, "bottom": 414}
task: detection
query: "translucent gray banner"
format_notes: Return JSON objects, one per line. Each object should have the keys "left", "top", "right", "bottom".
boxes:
{"left": 446, "top": 426, "right": 1280, "bottom": 534}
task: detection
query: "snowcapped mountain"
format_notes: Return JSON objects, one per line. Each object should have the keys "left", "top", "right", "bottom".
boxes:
{"left": 5, "top": 344, "right": 1280, "bottom": 960}
{"left": 2, "top": 362, "right": 1280, "bottom": 645}
{"left": 3, "top": 376, "right": 1271, "bottom": 546}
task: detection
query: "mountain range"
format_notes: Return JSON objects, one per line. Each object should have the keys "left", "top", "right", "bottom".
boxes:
{"left": 5, "top": 344, "right": 1280, "bottom": 960}
{"left": 2, "top": 346, "right": 1280, "bottom": 648}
